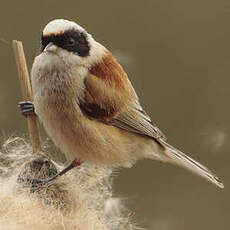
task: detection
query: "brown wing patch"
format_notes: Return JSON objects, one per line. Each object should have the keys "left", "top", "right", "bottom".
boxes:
{"left": 80, "top": 50, "right": 137, "bottom": 121}
{"left": 90, "top": 50, "right": 130, "bottom": 92}
{"left": 79, "top": 73, "right": 124, "bottom": 121}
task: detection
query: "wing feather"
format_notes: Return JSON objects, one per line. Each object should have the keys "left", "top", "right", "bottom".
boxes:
{"left": 79, "top": 50, "right": 166, "bottom": 140}
{"left": 110, "top": 105, "right": 166, "bottom": 140}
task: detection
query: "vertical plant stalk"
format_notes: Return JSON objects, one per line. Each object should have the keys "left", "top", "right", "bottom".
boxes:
{"left": 12, "top": 40, "right": 41, "bottom": 153}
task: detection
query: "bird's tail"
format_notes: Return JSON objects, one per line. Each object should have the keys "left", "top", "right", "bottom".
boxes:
{"left": 156, "top": 140, "right": 224, "bottom": 188}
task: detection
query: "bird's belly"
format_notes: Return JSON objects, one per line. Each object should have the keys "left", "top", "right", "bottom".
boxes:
{"left": 34, "top": 93, "right": 156, "bottom": 166}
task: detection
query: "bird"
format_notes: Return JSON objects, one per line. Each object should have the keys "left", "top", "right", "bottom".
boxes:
{"left": 19, "top": 19, "right": 223, "bottom": 188}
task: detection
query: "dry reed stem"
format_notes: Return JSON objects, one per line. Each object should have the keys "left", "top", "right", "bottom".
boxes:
{"left": 12, "top": 40, "right": 41, "bottom": 153}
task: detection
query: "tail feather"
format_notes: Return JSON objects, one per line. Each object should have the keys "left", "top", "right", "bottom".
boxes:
{"left": 158, "top": 140, "right": 224, "bottom": 189}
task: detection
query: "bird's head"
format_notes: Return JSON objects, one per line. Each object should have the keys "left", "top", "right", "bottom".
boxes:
{"left": 41, "top": 19, "right": 106, "bottom": 68}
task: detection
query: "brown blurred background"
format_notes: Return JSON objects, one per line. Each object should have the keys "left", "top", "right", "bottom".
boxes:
{"left": 0, "top": 0, "right": 229, "bottom": 229}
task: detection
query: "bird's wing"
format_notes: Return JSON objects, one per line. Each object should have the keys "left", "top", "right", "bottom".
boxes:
{"left": 79, "top": 50, "right": 166, "bottom": 140}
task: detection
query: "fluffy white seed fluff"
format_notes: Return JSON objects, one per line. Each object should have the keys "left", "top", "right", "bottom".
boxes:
{"left": 0, "top": 136, "right": 144, "bottom": 230}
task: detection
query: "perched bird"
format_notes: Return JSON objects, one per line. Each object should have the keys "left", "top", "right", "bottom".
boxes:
{"left": 19, "top": 19, "right": 223, "bottom": 188}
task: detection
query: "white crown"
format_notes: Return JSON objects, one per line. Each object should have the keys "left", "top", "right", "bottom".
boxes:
{"left": 43, "top": 19, "right": 86, "bottom": 36}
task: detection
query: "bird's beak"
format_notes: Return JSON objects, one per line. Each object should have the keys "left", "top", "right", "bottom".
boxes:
{"left": 44, "top": 42, "right": 58, "bottom": 53}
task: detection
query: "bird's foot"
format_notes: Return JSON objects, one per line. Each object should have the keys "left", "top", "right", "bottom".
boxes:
{"left": 18, "top": 101, "right": 36, "bottom": 116}
{"left": 18, "top": 159, "right": 82, "bottom": 188}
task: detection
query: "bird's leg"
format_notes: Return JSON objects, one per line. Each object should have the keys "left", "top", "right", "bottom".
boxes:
{"left": 18, "top": 101, "right": 36, "bottom": 116}
{"left": 19, "top": 159, "right": 82, "bottom": 188}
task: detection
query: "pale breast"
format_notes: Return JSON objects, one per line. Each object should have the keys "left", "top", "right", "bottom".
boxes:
{"left": 31, "top": 52, "right": 87, "bottom": 159}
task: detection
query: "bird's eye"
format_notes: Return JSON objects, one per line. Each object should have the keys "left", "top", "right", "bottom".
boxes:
{"left": 67, "top": 37, "right": 75, "bottom": 46}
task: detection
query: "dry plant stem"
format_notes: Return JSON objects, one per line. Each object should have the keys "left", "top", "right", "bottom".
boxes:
{"left": 12, "top": 40, "right": 41, "bottom": 153}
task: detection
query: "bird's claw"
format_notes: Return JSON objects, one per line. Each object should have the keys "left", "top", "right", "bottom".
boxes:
{"left": 18, "top": 101, "right": 36, "bottom": 116}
